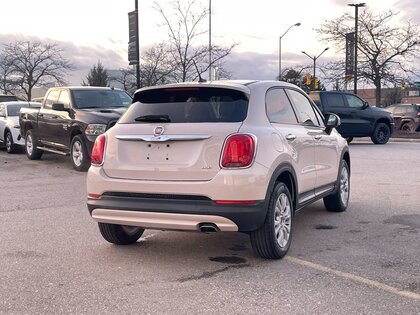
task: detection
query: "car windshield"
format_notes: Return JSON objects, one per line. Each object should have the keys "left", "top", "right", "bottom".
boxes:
{"left": 7, "top": 105, "right": 27, "bottom": 116}
{"left": 120, "top": 87, "right": 249, "bottom": 123}
{"left": 72, "top": 90, "right": 132, "bottom": 109}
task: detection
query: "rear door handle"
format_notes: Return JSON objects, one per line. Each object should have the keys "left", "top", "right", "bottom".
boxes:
{"left": 314, "top": 135, "right": 322, "bottom": 140}
{"left": 38, "top": 114, "right": 44, "bottom": 118}
{"left": 52, "top": 116, "right": 59, "bottom": 119}
{"left": 285, "top": 134, "right": 296, "bottom": 141}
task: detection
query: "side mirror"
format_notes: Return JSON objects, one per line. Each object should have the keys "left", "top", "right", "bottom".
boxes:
{"left": 324, "top": 113, "right": 341, "bottom": 135}
{"left": 52, "top": 103, "right": 66, "bottom": 111}
{"left": 362, "top": 101, "right": 369, "bottom": 109}
{"left": 0, "top": 112, "right": 5, "bottom": 117}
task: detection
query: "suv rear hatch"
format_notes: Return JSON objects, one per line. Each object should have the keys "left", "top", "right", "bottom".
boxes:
{"left": 103, "top": 86, "right": 249, "bottom": 181}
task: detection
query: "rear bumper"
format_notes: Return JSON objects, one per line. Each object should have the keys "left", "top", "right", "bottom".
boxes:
{"left": 87, "top": 194, "right": 267, "bottom": 232}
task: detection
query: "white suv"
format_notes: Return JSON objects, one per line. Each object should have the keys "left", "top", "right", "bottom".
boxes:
{"left": 87, "top": 80, "right": 350, "bottom": 259}
{"left": 0, "top": 101, "right": 41, "bottom": 153}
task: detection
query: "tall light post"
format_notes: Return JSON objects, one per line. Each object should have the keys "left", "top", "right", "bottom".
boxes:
{"left": 208, "top": 0, "right": 212, "bottom": 80}
{"left": 301, "top": 47, "right": 329, "bottom": 90}
{"left": 279, "top": 22, "right": 301, "bottom": 81}
{"left": 348, "top": 2, "right": 366, "bottom": 94}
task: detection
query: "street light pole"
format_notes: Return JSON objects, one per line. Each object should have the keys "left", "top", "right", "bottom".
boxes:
{"left": 279, "top": 22, "right": 301, "bottom": 81}
{"left": 209, "top": 0, "right": 212, "bottom": 81}
{"left": 348, "top": 3, "right": 366, "bottom": 94}
{"left": 301, "top": 47, "right": 329, "bottom": 90}
{"left": 135, "top": 0, "right": 140, "bottom": 89}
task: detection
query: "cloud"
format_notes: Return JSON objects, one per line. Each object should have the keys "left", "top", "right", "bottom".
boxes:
{"left": 224, "top": 50, "right": 337, "bottom": 80}
{"left": 395, "top": 0, "right": 420, "bottom": 23}
{"left": 0, "top": 33, "right": 128, "bottom": 85}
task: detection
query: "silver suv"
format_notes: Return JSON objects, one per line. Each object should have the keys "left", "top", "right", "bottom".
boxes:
{"left": 87, "top": 80, "right": 350, "bottom": 259}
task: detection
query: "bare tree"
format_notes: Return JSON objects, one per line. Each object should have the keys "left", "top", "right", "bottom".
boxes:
{"left": 316, "top": 10, "right": 420, "bottom": 105}
{"left": 3, "top": 41, "right": 73, "bottom": 100}
{"left": 154, "top": 0, "right": 235, "bottom": 82}
{"left": 140, "top": 43, "right": 174, "bottom": 86}
{"left": 0, "top": 53, "right": 18, "bottom": 95}
{"left": 109, "top": 68, "right": 137, "bottom": 94}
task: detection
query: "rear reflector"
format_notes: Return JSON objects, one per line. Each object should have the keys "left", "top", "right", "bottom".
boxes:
{"left": 221, "top": 134, "right": 255, "bottom": 168}
{"left": 214, "top": 200, "right": 256, "bottom": 205}
{"left": 91, "top": 134, "right": 106, "bottom": 166}
{"left": 88, "top": 193, "right": 102, "bottom": 199}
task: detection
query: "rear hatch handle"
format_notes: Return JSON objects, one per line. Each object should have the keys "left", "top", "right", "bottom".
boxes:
{"left": 115, "top": 134, "right": 211, "bottom": 142}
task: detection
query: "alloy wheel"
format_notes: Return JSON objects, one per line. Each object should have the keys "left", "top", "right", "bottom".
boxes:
{"left": 72, "top": 141, "right": 83, "bottom": 167}
{"left": 340, "top": 166, "right": 349, "bottom": 206}
{"left": 273, "top": 193, "right": 292, "bottom": 248}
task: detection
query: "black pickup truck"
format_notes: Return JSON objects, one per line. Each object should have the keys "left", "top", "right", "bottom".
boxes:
{"left": 308, "top": 91, "right": 394, "bottom": 144}
{"left": 20, "top": 86, "right": 132, "bottom": 171}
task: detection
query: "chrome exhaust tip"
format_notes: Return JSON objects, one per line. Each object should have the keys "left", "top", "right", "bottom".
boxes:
{"left": 199, "top": 223, "right": 220, "bottom": 233}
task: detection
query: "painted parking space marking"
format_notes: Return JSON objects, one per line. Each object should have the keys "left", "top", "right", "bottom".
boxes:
{"left": 286, "top": 256, "right": 420, "bottom": 301}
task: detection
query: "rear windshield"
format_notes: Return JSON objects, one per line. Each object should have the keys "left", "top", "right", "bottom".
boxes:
{"left": 0, "top": 95, "right": 18, "bottom": 102}
{"left": 7, "top": 105, "right": 28, "bottom": 116}
{"left": 120, "top": 87, "right": 249, "bottom": 123}
{"left": 72, "top": 90, "right": 132, "bottom": 109}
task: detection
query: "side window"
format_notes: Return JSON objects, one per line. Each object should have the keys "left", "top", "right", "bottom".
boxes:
{"left": 44, "top": 90, "right": 60, "bottom": 109}
{"left": 393, "top": 106, "right": 405, "bottom": 115}
{"left": 324, "top": 93, "right": 346, "bottom": 107}
{"left": 345, "top": 94, "right": 364, "bottom": 108}
{"left": 58, "top": 90, "right": 71, "bottom": 108}
{"left": 266, "top": 88, "right": 298, "bottom": 124}
{"left": 286, "top": 89, "right": 321, "bottom": 127}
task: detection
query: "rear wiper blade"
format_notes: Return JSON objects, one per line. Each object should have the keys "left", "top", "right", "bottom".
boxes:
{"left": 134, "top": 114, "right": 171, "bottom": 122}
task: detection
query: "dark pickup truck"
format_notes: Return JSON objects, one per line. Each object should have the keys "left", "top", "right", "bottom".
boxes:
{"left": 308, "top": 91, "right": 394, "bottom": 144}
{"left": 20, "top": 86, "right": 132, "bottom": 171}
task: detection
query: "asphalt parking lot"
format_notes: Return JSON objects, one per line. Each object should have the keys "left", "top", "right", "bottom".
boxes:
{"left": 1, "top": 140, "right": 420, "bottom": 314}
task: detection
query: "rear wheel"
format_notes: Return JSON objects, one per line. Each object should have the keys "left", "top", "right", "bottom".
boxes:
{"left": 98, "top": 223, "right": 144, "bottom": 245}
{"left": 371, "top": 123, "right": 391, "bottom": 144}
{"left": 71, "top": 135, "right": 90, "bottom": 171}
{"left": 401, "top": 122, "right": 415, "bottom": 133}
{"left": 5, "top": 131, "right": 18, "bottom": 153}
{"left": 25, "top": 130, "right": 43, "bottom": 160}
{"left": 250, "top": 182, "right": 293, "bottom": 259}
{"left": 324, "top": 160, "right": 350, "bottom": 212}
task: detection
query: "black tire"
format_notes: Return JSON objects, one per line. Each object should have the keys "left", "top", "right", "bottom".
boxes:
{"left": 346, "top": 137, "right": 353, "bottom": 144}
{"left": 324, "top": 160, "right": 350, "bottom": 212}
{"left": 400, "top": 122, "right": 415, "bottom": 133}
{"left": 250, "top": 182, "right": 293, "bottom": 259}
{"left": 25, "top": 130, "right": 43, "bottom": 160}
{"left": 5, "top": 131, "right": 18, "bottom": 154}
{"left": 371, "top": 122, "right": 391, "bottom": 144}
{"left": 70, "top": 135, "right": 90, "bottom": 172}
{"left": 98, "top": 223, "right": 144, "bottom": 245}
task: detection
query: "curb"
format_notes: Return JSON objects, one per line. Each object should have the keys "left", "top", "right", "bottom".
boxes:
{"left": 353, "top": 137, "right": 420, "bottom": 143}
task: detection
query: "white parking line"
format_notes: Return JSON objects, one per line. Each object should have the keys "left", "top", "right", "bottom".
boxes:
{"left": 286, "top": 256, "right": 420, "bottom": 301}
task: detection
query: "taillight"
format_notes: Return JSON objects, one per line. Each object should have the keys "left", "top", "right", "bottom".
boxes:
{"left": 221, "top": 134, "right": 255, "bottom": 168}
{"left": 91, "top": 134, "right": 106, "bottom": 166}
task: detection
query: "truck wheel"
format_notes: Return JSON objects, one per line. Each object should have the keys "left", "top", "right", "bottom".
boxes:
{"left": 71, "top": 135, "right": 90, "bottom": 172}
{"left": 324, "top": 160, "right": 350, "bottom": 212}
{"left": 250, "top": 182, "right": 293, "bottom": 259}
{"left": 5, "top": 131, "right": 18, "bottom": 154}
{"left": 98, "top": 223, "right": 144, "bottom": 245}
{"left": 401, "top": 122, "right": 415, "bottom": 133}
{"left": 25, "top": 130, "right": 43, "bottom": 160}
{"left": 371, "top": 123, "right": 390, "bottom": 144}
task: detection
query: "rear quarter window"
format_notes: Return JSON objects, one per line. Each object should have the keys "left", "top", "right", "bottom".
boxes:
{"left": 120, "top": 87, "right": 249, "bottom": 123}
{"left": 324, "top": 93, "right": 346, "bottom": 107}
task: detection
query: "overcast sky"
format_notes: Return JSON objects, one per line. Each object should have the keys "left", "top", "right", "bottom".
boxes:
{"left": 1, "top": 0, "right": 419, "bottom": 84}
